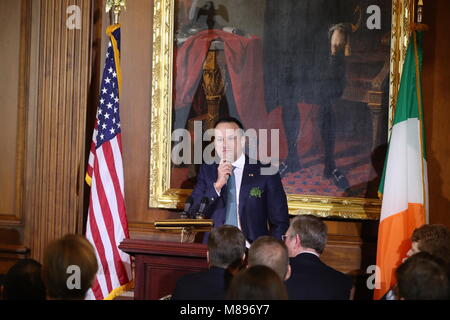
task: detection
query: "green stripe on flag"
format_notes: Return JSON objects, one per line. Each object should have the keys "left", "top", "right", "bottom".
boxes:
{"left": 378, "top": 31, "right": 426, "bottom": 197}
{"left": 393, "top": 32, "right": 423, "bottom": 124}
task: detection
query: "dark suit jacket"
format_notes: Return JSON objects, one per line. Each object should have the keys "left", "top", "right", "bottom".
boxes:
{"left": 263, "top": 0, "right": 357, "bottom": 109}
{"left": 171, "top": 267, "right": 232, "bottom": 300}
{"left": 286, "top": 252, "right": 353, "bottom": 300}
{"left": 191, "top": 156, "right": 289, "bottom": 243}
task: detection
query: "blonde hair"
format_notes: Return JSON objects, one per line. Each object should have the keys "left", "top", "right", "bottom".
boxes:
{"left": 43, "top": 234, "right": 98, "bottom": 300}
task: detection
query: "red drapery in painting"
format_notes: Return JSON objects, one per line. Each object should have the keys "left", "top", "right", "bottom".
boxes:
{"left": 174, "top": 29, "right": 290, "bottom": 158}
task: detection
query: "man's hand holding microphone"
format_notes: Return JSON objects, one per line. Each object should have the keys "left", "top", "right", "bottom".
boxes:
{"left": 214, "top": 159, "right": 233, "bottom": 194}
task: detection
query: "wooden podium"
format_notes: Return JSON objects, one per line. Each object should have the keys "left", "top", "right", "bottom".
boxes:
{"left": 119, "top": 239, "right": 208, "bottom": 300}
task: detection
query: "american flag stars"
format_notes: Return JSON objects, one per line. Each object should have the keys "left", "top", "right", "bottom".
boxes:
{"left": 96, "top": 41, "right": 121, "bottom": 146}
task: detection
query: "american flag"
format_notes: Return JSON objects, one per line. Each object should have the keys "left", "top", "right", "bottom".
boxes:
{"left": 85, "top": 25, "right": 132, "bottom": 300}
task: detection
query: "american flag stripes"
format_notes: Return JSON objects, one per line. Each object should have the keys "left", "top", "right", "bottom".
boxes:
{"left": 85, "top": 25, "right": 132, "bottom": 300}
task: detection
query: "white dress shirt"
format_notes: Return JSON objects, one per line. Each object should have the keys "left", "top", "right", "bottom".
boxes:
{"left": 299, "top": 250, "right": 321, "bottom": 258}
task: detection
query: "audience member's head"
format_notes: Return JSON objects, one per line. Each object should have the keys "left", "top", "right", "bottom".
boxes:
{"left": 396, "top": 251, "right": 449, "bottom": 300}
{"left": 284, "top": 215, "right": 327, "bottom": 257}
{"left": 2, "top": 259, "right": 46, "bottom": 300}
{"left": 408, "top": 224, "right": 450, "bottom": 264}
{"left": 248, "top": 236, "right": 290, "bottom": 280}
{"left": 227, "top": 265, "right": 288, "bottom": 300}
{"left": 208, "top": 225, "right": 246, "bottom": 269}
{"left": 42, "top": 234, "right": 98, "bottom": 300}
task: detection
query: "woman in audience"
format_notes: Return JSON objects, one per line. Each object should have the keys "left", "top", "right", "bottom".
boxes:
{"left": 227, "top": 265, "right": 288, "bottom": 300}
{"left": 42, "top": 234, "right": 98, "bottom": 300}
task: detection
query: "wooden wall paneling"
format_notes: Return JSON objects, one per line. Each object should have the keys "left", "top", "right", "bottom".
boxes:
{"left": 0, "top": 0, "right": 29, "bottom": 225}
{"left": 0, "top": 0, "right": 33, "bottom": 272}
{"left": 0, "top": 0, "right": 20, "bottom": 221}
{"left": 81, "top": 0, "right": 103, "bottom": 234}
{"left": 322, "top": 220, "right": 378, "bottom": 300}
{"left": 422, "top": 0, "right": 450, "bottom": 228}
{"left": 23, "top": 0, "right": 93, "bottom": 262}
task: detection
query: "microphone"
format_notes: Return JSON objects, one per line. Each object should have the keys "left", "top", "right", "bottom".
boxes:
{"left": 180, "top": 195, "right": 193, "bottom": 219}
{"left": 195, "top": 197, "right": 210, "bottom": 219}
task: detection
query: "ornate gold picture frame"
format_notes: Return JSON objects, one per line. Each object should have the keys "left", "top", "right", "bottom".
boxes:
{"left": 149, "top": 0, "right": 416, "bottom": 220}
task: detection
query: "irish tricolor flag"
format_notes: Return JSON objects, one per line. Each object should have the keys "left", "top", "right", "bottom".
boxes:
{"left": 374, "top": 30, "right": 428, "bottom": 300}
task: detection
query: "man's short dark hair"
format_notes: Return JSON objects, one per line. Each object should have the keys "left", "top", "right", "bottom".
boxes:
{"left": 208, "top": 225, "right": 246, "bottom": 269}
{"left": 2, "top": 259, "right": 46, "bottom": 300}
{"left": 289, "top": 215, "right": 327, "bottom": 254}
{"left": 396, "top": 251, "right": 449, "bottom": 300}
{"left": 248, "top": 236, "right": 289, "bottom": 280}
{"left": 411, "top": 224, "right": 450, "bottom": 264}
{"left": 214, "top": 116, "right": 244, "bottom": 130}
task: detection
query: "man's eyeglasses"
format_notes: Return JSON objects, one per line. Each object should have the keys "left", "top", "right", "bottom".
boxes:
{"left": 281, "top": 234, "right": 292, "bottom": 241}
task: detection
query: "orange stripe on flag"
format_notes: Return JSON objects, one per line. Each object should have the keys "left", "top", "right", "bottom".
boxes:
{"left": 374, "top": 203, "right": 425, "bottom": 300}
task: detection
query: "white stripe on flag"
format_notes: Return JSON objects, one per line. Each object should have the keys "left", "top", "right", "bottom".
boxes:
{"left": 110, "top": 137, "right": 125, "bottom": 196}
{"left": 85, "top": 215, "right": 109, "bottom": 299}
{"left": 88, "top": 129, "right": 97, "bottom": 169}
{"left": 96, "top": 145, "right": 131, "bottom": 275}
{"left": 91, "top": 172, "right": 120, "bottom": 288}
{"left": 380, "top": 118, "right": 424, "bottom": 221}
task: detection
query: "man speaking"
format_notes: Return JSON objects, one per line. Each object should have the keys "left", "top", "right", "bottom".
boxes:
{"left": 190, "top": 117, "right": 289, "bottom": 243}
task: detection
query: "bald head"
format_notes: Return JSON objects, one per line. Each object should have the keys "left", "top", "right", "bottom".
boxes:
{"left": 248, "top": 236, "right": 290, "bottom": 280}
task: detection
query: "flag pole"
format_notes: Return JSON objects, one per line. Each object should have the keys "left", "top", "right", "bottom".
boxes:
{"left": 411, "top": 0, "right": 429, "bottom": 223}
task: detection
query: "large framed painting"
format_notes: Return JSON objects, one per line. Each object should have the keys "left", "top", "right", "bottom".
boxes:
{"left": 149, "top": 0, "right": 416, "bottom": 219}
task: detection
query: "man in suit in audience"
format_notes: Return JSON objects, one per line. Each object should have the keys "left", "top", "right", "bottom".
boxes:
{"left": 190, "top": 117, "right": 289, "bottom": 244}
{"left": 172, "top": 225, "right": 246, "bottom": 300}
{"left": 284, "top": 215, "right": 353, "bottom": 300}
{"left": 247, "top": 236, "right": 291, "bottom": 281}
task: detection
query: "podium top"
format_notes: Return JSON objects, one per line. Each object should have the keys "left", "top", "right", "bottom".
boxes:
{"left": 153, "top": 219, "right": 213, "bottom": 229}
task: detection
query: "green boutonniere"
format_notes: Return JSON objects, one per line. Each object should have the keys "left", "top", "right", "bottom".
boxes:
{"left": 249, "top": 187, "right": 263, "bottom": 198}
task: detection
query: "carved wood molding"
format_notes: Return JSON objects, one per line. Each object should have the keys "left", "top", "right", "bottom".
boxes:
{"left": 23, "top": 0, "right": 93, "bottom": 261}
{"left": 0, "top": 0, "right": 32, "bottom": 229}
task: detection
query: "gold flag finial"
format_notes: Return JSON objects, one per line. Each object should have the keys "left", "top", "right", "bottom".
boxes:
{"left": 411, "top": 0, "right": 428, "bottom": 31}
{"left": 417, "top": 0, "right": 424, "bottom": 23}
{"left": 106, "top": 0, "right": 126, "bottom": 24}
